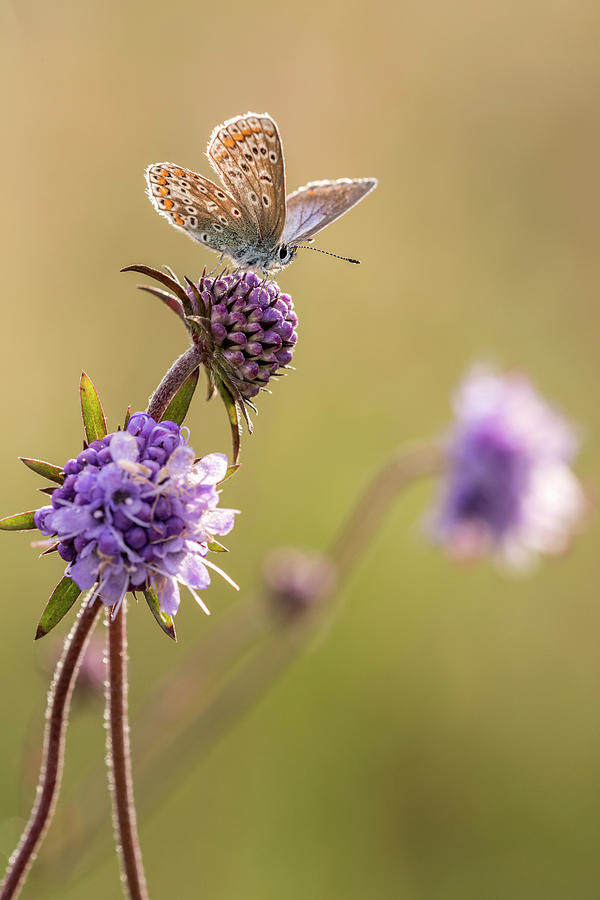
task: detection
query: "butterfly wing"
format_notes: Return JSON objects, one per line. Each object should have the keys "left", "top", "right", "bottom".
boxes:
{"left": 207, "top": 112, "right": 286, "bottom": 244}
{"left": 282, "top": 178, "right": 377, "bottom": 246}
{"left": 146, "top": 163, "right": 249, "bottom": 253}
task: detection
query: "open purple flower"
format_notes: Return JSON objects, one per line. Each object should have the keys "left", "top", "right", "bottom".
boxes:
{"left": 34, "top": 412, "right": 237, "bottom": 617}
{"left": 431, "top": 366, "right": 585, "bottom": 568}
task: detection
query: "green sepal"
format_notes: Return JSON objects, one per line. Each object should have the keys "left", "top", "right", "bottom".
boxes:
{"left": 219, "top": 464, "right": 240, "bottom": 484}
{"left": 144, "top": 586, "right": 177, "bottom": 641}
{"left": 35, "top": 576, "right": 82, "bottom": 640}
{"left": 80, "top": 372, "right": 107, "bottom": 444}
{"left": 216, "top": 379, "right": 242, "bottom": 465}
{"left": 0, "top": 510, "right": 37, "bottom": 531}
{"left": 207, "top": 540, "right": 228, "bottom": 552}
{"left": 161, "top": 368, "right": 200, "bottom": 426}
{"left": 19, "top": 458, "right": 65, "bottom": 484}
{"left": 124, "top": 406, "right": 131, "bottom": 428}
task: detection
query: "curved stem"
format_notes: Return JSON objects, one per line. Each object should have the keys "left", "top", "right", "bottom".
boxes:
{"left": 329, "top": 440, "right": 444, "bottom": 582}
{"left": 106, "top": 599, "right": 148, "bottom": 900}
{"left": 146, "top": 344, "right": 206, "bottom": 422}
{"left": 0, "top": 596, "right": 102, "bottom": 900}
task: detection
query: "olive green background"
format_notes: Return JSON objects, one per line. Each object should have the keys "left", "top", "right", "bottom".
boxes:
{"left": 1, "top": 0, "right": 600, "bottom": 897}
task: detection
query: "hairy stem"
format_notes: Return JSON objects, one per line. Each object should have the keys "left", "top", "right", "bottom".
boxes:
{"left": 106, "top": 600, "right": 148, "bottom": 900}
{"left": 0, "top": 596, "right": 102, "bottom": 900}
{"left": 146, "top": 344, "right": 206, "bottom": 422}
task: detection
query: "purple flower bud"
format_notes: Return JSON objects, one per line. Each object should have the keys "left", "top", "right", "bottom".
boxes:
{"left": 188, "top": 272, "right": 298, "bottom": 400}
{"left": 264, "top": 548, "right": 337, "bottom": 620}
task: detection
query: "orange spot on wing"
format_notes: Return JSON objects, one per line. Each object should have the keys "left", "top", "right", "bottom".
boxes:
{"left": 264, "top": 129, "right": 274, "bottom": 137}
{"left": 160, "top": 168, "right": 169, "bottom": 177}
{"left": 155, "top": 176, "right": 167, "bottom": 185}
{"left": 174, "top": 214, "right": 184, "bottom": 226}
{"left": 223, "top": 137, "right": 236, "bottom": 149}
{"left": 162, "top": 198, "right": 174, "bottom": 210}
{"left": 173, "top": 168, "right": 185, "bottom": 177}
{"left": 157, "top": 186, "right": 169, "bottom": 196}
{"left": 241, "top": 127, "right": 251, "bottom": 136}
{"left": 251, "top": 125, "right": 261, "bottom": 133}
{"left": 232, "top": 132, "right": 244, "bottom": 142}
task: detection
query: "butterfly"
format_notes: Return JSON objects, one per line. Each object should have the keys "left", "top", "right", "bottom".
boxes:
{"left": 146, "top": 112, "right": 377, "bottom": 274}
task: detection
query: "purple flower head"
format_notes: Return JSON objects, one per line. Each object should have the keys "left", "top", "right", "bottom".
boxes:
{"left": 34, "top": 413, "right": 238, "bottom": 616}
{"left": 190, "top": 271, "right": 298, "bottom": 400}
{"left": 431, "top": 366, "right": 585, "bottom": 568}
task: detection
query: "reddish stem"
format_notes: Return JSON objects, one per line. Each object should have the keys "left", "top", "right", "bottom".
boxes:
{"left": 106, "top": 599, "right": 148, "bottom": 900}
{"left": 0, "top": 596, "right": 102, "bottom": 900}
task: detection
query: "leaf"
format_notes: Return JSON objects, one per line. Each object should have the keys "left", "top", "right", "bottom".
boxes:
{"left": 161, "top": 368, "right": 200, "bottom": 426}
{"left": 207, "top": 540, "right": 228, "bottom": 552}
{"left": 137, "top": 285, "right": 186, "bottom": 322}
{"left": 123, "top": 406, "right": 131, "bottom": 428}
{"left": 216, "top": 379, "right": 242, "bottom": 465}
{"left": 0, "top": 510, "right": 37, "bottom": 531}
{"left": 184, "top": 276, "right": 207, "bottom": 317}
{"left": 35, "top": 576, "right": 82, "bottom": 640}
{"left": 121, "top": 265, "right": 193, "bottom": 315}
{"left": 219, "top": 464, "right": 240, "bottom": 484}
{"left": 144, "top": 586, "right": 177, "bottom": 641}
{"left": 80, "top": 372, "right": 107, "bottom": 443}
{"left": 19, "top": 457, "right": 65, "bottom": 484}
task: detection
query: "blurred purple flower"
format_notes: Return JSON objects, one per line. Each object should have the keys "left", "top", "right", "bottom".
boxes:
{"left": 264, "top": 548, "right": 337, "bottom": 620}
{"left": 35, "top": 413, "right": 237, "bottom": 615}
{"left": 431, "top": 366, "right": 585, "bottom": 568}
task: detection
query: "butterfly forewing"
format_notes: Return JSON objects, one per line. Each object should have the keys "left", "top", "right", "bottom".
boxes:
{"left": 207, "top": 113, "right": 286, "bottom": 243}
{"left": 146, "top": 163, "right": 247, "bottom": 252}
{"left": 282, "top": 178, "right": 377, "bottom": 246}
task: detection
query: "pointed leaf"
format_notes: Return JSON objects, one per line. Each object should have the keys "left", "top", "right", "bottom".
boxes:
{"left": 80, "top": 372, "right": 107, "bottom": 443}
{"left": 121, "top": 265, "right": 192, "bottom": 314}
{"left": 144, "top": 586, "right": 177, "bottom": 641}
{"left": 39, "top": 486, "right": 58, "bottom": 496}
{"left": 0, "top": 510, "right": 37, "bottom": 531}
{"left": 123, "top": 406, "right": 131, "bottom": 428}
{"left": 161, "top": 368, "right": 200, "bottom": 426}
{"left": 219, "top": 464, "right": 240, "bottom": 484}
{"left": 137, "top": 285, "right": 186, "bottom": 322}
{"left": 20, "top": 458, "right": 65, "bottom": 484}
{"left": 207, "top": 540, "right": 228, "bottom": 553}
{"left": 35, "top": 576, "right": 82, "bottom": 640}
{"left": 184, "top": 276, "right": 207, "bottom": 317}
{"left": 216, "top": 379, "right": 242, "bottom": 465}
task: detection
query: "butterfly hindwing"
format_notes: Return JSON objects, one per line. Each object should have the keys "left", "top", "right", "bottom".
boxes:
{"left": 207, "top": 112, "right": 286, "bottom": 243}
{"left": 146, "top": 163, "right": 246, "bottom": 252}
{"left": 282, "top": 178, "right": 377, "bottom": 246}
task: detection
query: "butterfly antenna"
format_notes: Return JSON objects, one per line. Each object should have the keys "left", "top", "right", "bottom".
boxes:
{"left": 296, "top": 246, "right": 361, "bottom": 265}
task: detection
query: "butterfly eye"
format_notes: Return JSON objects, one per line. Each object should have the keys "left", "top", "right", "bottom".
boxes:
{"left": 278, "top": 245, "right": 289, "bottom": 261}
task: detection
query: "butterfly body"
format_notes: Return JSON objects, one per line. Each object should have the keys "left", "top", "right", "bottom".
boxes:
{"left": 146, "top": 112, "right": 377, "bottom": 274}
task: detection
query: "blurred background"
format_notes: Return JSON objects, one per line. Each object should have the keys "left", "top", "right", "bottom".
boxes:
{"left": 1, "top": 0, "right": 600, "bottom": 897}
